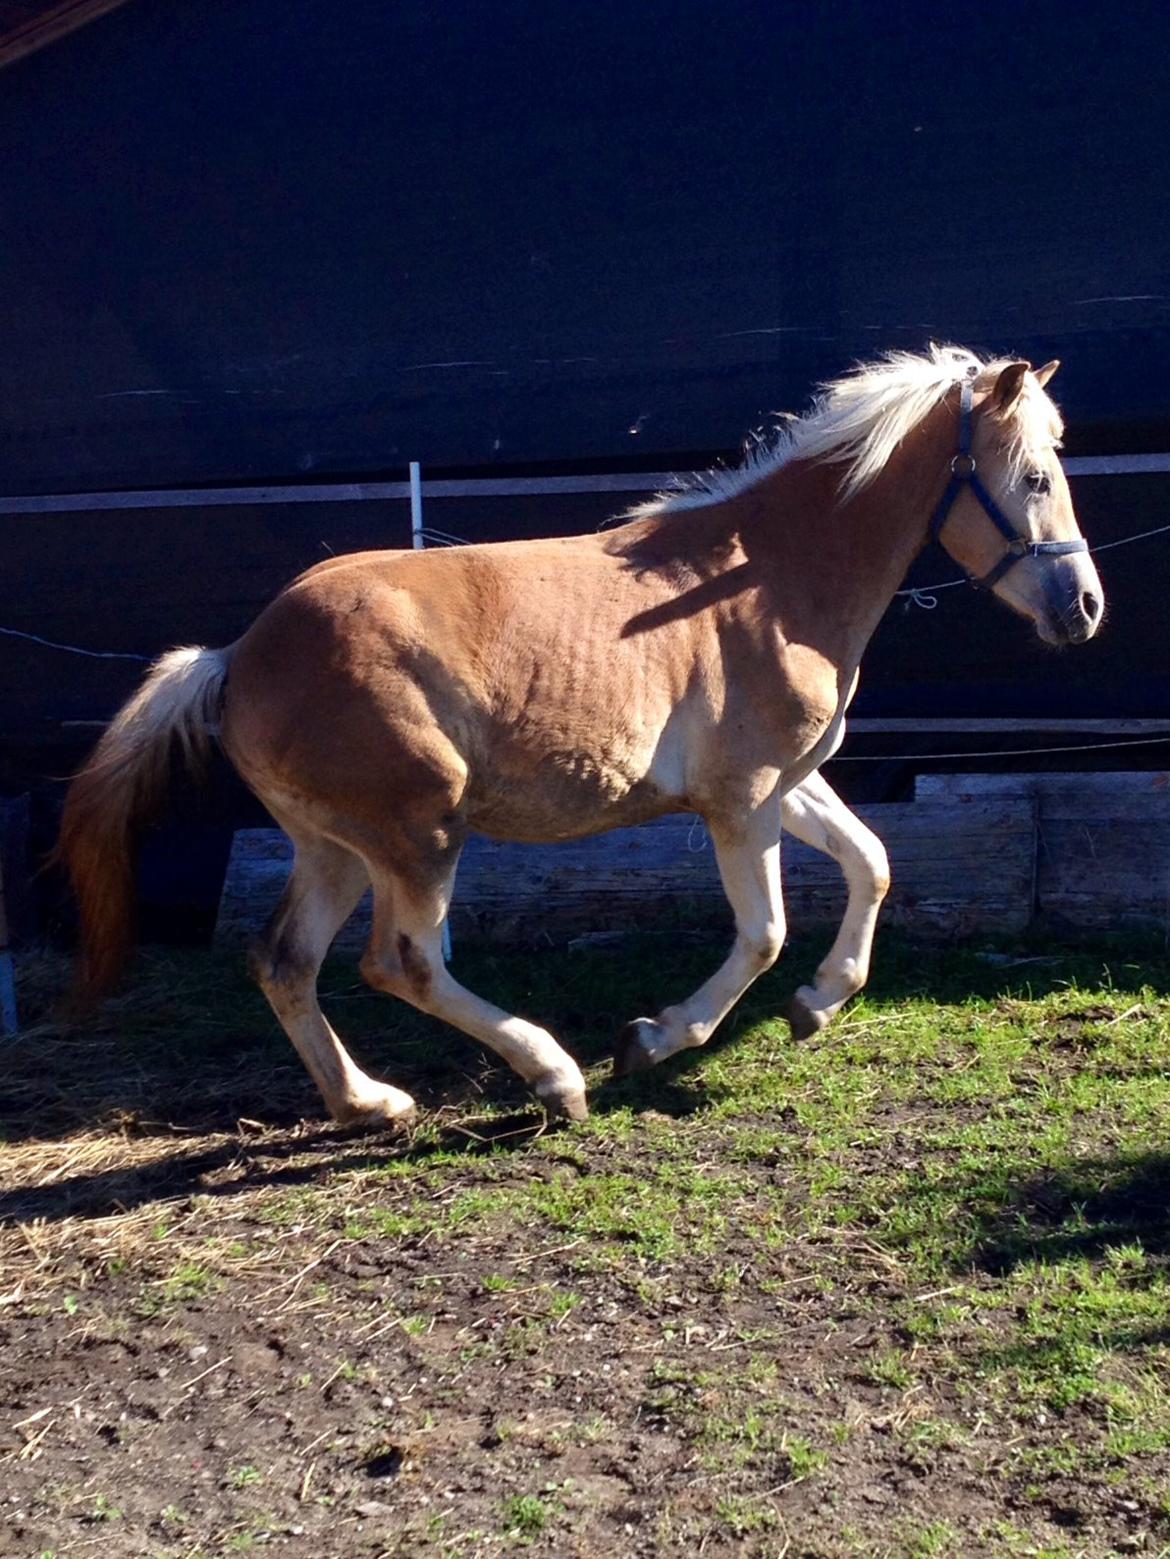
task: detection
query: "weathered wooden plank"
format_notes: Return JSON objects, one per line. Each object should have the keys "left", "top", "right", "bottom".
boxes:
{"left": 914, "top": 773, "right": 1170, "bottom": 928}
{"left": 215, "top": 798, "right": 1036, "bottom": 949}
{"left": 1035, "top": 815, "right": 1170, "bottom": 928}
{"left": 915, "top": 772, "right": 1170, "bottom": 807}
{"left": 849, "top": 798, "right": 1035, "bottom": 936}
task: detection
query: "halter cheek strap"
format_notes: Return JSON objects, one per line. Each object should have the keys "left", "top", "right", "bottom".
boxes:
{"left": 929, "top": 370, "right": 1088, "bottom": 590}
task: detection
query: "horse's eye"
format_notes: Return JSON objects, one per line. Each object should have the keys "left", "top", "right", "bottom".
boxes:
{"left": 1026, "top": 471, "right": 1052, "bottom": 496}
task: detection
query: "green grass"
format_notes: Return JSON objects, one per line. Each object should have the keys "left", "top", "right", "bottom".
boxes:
{"left": 497, "top": 1489, "right": 565, "bottom": 1542}
{"left": 371, "top": 936, "right": 1168, "bottom": 1504}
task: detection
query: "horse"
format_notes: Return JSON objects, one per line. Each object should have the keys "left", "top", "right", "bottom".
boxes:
{"left": 59, "top": 346, "right": 1104, "bottom": 1128}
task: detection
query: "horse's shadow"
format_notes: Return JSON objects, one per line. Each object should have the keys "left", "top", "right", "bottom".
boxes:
{"left": 0, "top": 1066, "right": 711, "bottom": 1231}
{"left": 0, "top": 1112, "right": 541, "bottom": 1229}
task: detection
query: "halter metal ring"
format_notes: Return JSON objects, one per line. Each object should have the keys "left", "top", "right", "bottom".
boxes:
{"left": 950, "top": 453, "right": 976, "bottom": 478}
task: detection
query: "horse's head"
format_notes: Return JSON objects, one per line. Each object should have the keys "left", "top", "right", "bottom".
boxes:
{"left": 933, "top": 360, "right": 1104, "bottom": 646}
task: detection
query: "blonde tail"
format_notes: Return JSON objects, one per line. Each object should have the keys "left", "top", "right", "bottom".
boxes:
{"left": 57, "top": 646, "right": 230, "bottom": 998}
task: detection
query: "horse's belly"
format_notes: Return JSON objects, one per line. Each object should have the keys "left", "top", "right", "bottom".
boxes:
{"left": 465, "top": 742, "right": 677, "bottom": 843}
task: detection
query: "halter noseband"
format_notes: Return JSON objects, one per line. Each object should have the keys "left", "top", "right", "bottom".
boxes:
{"left": 929, "top": 368, "right": 1088, "bottom": 590}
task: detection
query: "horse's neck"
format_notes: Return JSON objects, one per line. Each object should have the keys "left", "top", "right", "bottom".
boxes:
{"left": 740, "top": 402, "right": 954, "bottom": 665}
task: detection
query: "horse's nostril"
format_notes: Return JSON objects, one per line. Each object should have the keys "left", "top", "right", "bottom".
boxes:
{"left": 1081, "top": 590, "right": 1102, "bottom": 622}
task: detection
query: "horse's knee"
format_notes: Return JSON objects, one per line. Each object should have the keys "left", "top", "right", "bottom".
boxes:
{"left": 361, "top": 933, "right": 436, "bottom": 1007}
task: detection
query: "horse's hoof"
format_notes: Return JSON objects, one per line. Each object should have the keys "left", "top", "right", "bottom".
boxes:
{"left": 534, "top": 1061, "right": 589, "bottom": 1124}
{"left": 787, "top": 989, "right": 830, "bottom": 1042}
{"left": 612, "top": 1018, "right": 660, "bottom": 1079}
{"left": 335, "top": 1086, "right": 418, "bottom": 1132}
{"left": 540, "top": 1086, "right": 590, "bottom": 1125}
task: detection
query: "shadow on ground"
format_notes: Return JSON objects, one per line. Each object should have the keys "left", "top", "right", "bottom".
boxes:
{"left": 0, "top": 1108, "right": 556, "bottom": 1228}
{"left": 950, "top": 1149, "right": 1170, "bottom": 1274}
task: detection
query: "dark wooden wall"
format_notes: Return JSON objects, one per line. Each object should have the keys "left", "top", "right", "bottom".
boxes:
{"left": 3, "top": 0, "right": 1169, "bottom": 936}
{"left": 1, "top": 0, "right": 1168, "bottom": 494}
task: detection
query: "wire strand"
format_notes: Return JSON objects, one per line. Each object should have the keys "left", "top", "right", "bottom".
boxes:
{"left": 1090, "top": 520, "right": 1170, "bottom": 553}
{"left": 830, "top": 733, "right": 1170, "bottom": 763}
{"left": 0, "top": 625, "right": 151, "bottom": 661}
{"left": 895, "top": 519, "right": 1170, "bottom": 605}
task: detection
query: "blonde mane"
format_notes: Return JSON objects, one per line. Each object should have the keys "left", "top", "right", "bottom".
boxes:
{"left": 632, "top": 344, "right": 1064, "bottom": 518}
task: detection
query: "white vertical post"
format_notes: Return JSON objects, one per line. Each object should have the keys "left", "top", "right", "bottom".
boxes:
{"left": 409, "top": 461, "right": 453, "bottom": 964}
{"left": 409, "top": 461, "right": 424, "bottom": 549}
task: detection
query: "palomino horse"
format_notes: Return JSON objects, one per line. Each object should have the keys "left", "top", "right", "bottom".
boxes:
{"left": 61, "top": 347, "right": 1103, "bottom": 1126}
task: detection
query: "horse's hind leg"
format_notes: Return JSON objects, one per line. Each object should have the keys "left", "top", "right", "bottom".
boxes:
{"left": 249, "top": 831, "right": 417, "bottom": 1128}
{"left": 780, "top": 771, "right": 890, "bottom": 1039}
{"left": 359, "top": 859, "right": 589, "bottom": 1122}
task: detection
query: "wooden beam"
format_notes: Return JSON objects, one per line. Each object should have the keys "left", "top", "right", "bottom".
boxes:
{"left": 915, "top": 773, "right": 1170, "bottom": 930}
{"left": 216, "top": 800, "right": 1039, "bottom": 948}
{"left": 0, "top": 451, "right": 1168, "bottom": 514}
{"left": 0, "top": 0, "right": 136, "bottom": 71}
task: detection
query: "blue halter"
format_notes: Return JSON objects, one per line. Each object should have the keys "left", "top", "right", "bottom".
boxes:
{"left": 929, "top": 368, "right": 1088, "bottom": 590}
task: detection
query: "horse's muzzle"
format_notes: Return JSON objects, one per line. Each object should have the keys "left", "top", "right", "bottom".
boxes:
{"left": 1039, "top": 574, "right": 1104, "bottom": 645}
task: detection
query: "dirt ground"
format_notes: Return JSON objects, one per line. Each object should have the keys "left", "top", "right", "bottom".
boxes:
{"left": 3, "top": 935, "right": 1170, "bottom": 1558}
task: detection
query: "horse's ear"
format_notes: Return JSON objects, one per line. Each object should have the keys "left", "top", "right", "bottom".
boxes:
{"left": 991, "top": 360, "right": 1031, "bottom": 413}
{"left": 1033, "top": 359, "right": 1060, "bottom": 388}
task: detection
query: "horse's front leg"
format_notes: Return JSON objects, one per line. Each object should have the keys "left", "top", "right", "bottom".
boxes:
{"left": 613, "top": 798, "right": 785, "bottom": 1075}
{"left": 780, "top": 770, "right": 890, "bottom": 1039}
